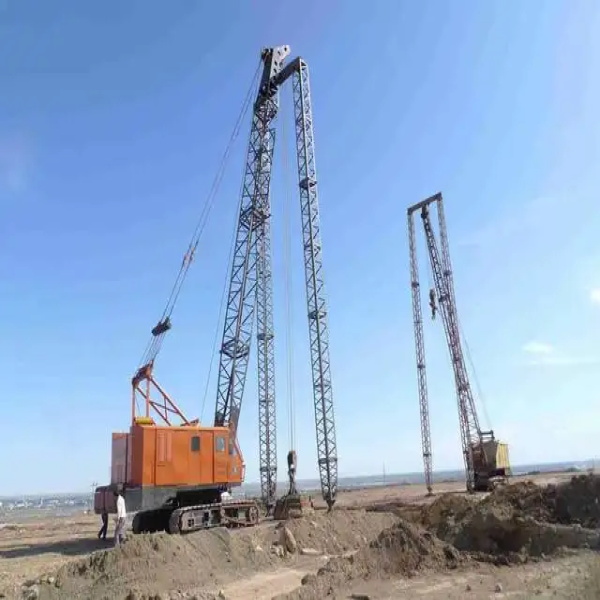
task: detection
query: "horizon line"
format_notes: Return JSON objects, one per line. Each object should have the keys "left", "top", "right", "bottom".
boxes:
{"left": 1, "top": 458, "right": 595, "bottom": 499}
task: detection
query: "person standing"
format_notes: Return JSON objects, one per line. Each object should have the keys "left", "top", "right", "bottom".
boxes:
{"left": 113, "top": 489, "right": 127, "bottom": 547}
{"left": 97, "top": 510, "right": 108, "bottom": 540}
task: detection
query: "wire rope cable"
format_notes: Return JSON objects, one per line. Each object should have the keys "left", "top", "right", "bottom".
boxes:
{"left": 423, "top": 218, "right": 492, "bottom": 434}
{"left": 198, "top": 205, "right": 240, "bottom": 424}
{"left": 458, "top": 318, "right": 493, "bottom": 431}
{"left": 137, "top": 60, "right": 262, "bottom": 369}
{"left": 198, "top": 126, "right": 256, "bottom": 423}
{"left": 280, "top": 85, "right": 296, "bottom": 452}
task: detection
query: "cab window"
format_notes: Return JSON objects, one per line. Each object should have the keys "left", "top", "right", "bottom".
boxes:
{"left": 216, "top": 436, "right": 226, "bottom": 453}
{"left": 191, "top": 436, "right": 200, "bottom": 452}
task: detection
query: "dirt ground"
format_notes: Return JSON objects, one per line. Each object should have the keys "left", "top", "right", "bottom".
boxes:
{"left": 1, "top": 471, "right": 599, "bottom": 600}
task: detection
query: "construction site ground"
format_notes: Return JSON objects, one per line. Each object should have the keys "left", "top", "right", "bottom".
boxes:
{"left": 2, "top": 471, "right": 600, "bottom": 600}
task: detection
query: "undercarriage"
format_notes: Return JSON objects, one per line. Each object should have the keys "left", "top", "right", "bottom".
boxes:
{"left": 132, "top": 498, "right": 260, "bottom": 534}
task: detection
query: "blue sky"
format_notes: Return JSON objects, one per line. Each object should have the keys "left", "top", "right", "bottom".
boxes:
{"left": 1, "top": 1, "right": 600, "bottom": 495}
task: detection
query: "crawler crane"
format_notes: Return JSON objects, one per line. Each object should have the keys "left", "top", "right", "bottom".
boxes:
{"left": 94, "top": 45, "right": 338, "bottom": 533}
{"left": 407, "top": 193, "right": 511, "bottom": 493}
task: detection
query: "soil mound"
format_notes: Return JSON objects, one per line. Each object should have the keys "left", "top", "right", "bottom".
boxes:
{"left": 483, "top": 474, "right": 600, "bottom": 527}
{"left": 36, "top": 526, "right": 276, "bottom": 600}
{"left": 419, "top": 476, "right": 600, "bottom": 563}
{"left": 279, "top": 519, "right": 464, "bottom": 600}
{"left": 358, "top": 519, "right": 463, "bottom": 576}
{"left": 539, "top": 474, "right": 600, "bottom": 527}
{"left": 28, "top": 510, "right": 399, "bottom": 599}
{"left": 282, "top": 509, "right": 397, "bottom": 554}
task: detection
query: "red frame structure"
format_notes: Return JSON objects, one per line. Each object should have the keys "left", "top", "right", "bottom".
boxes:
{"left": 131, "top": 362, "right": 198, "bottom": 427}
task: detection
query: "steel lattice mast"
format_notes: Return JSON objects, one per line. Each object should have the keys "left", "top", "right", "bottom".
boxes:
{"left": 256, "top": 130, "right": 278, "bottom": 510}
{"left": 290, "top": 59, "right": 338, "bottom": 507}
{"left": 407, "top": 213, "right": 433, "bottom": 495}
{"left": 215, "top": 47, "right": 287, "bottom": 510}
{"left": 408, "top": 193, "right": 482, "bottom": 492}
{"left": 214, "top": 47, "right": 283, "bottom": 435}
{"left": 215, "top": 46, "right": 338, "bottom": 510}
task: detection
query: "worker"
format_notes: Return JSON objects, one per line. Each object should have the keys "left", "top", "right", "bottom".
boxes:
{"left": 97, "top": 510, "right": 108, "bottom": 540}
{"left": 113, "top": 489, "right": 127, "bottom": 547}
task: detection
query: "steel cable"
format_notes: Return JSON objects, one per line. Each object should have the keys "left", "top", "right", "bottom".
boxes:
{"left": 281, "top": 85, "right": 297, "bottom": 452}
{"left": 137, "top": 60, "right": 262, "bottom": 369}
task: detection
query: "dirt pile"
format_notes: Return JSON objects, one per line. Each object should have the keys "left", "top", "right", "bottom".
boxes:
{"left": 357, "top": 519, "right": 463, "bottom": 575}
{"left": 418, "top": 476, "right": 600, "bottom": 563}
{"left": 451, "top": 474, "right": 600, "bottom": 528}
{"left": 499, "top": 474, "right": 600, "bottom": 528}
{"left": 278, "top": 519, "right": 464, "bottom": 600}
{"left": 33, "top": 526, "right": 277, "bottom": 600}
{"left": 26, "top": 510, "right": 398, "bottom": 599}
{"left": 280, "top": 509, "right": 397, "bottom": 555}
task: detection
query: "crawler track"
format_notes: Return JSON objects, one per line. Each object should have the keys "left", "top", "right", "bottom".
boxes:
{"left": 133, "top": 500, "right": 260, "bottom": 535}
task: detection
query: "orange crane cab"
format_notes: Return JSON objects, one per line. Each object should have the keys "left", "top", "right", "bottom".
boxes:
{"left": 94, "top": 364, "right": 257, "bottom": 534}
{"left": 103, "top": 418, "right": 245, "bottom": 510}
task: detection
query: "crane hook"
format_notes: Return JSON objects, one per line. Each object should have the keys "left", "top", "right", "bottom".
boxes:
{"left": 287, "top": 449, "right": 298, "bottom": 496}
{"left": 429, "top": 288, "right": 437, "bottom": 320}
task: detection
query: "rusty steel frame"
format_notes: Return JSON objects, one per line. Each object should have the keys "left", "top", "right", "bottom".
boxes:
{"left": 131, "top": 363, "right": 197, "bottom": 427}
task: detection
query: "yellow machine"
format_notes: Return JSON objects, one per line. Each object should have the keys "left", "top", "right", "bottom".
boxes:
{"left": 472, "top": 432, "right": 511, "bottom": 491}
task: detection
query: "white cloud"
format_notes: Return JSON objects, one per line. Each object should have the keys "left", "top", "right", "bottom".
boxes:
{"left": 522, "top": 341, "right": 554, "bottom": 355}
{"left": 527, "top": 355, "right": 600, "bottom": 367}
{"left": 590, "top": 289, "right": 600, "bottom": 305}
{"left": 521, "top": 339, "right": 600, "bottom": 367}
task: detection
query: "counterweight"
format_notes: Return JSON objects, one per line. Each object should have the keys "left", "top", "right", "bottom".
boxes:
{"left": 215, "top": 47, "right": 338, "bottom": 509}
